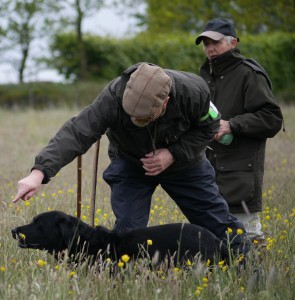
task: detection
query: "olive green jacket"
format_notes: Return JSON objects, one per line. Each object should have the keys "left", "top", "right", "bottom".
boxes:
{"left": 200, "top": 49, "right": 283, "bottom": 213}
{"left": 33, "top": 63, "right": 220, "bottom": 183}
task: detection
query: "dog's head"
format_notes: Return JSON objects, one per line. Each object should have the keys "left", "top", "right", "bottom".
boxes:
{"left": 11, "top": 210, "right": 85, "bottom": 256}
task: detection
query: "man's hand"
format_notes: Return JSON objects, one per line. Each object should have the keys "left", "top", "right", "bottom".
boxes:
{"left": 215, "top": 119, "right": 232, "bottom": 141}
{"left": 13, "top": 169, "right": 44, "bottom": 203}
{"left": 141, "top": 148, "right": 175, "bottom": 176}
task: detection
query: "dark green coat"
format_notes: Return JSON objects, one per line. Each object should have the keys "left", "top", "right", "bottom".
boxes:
{"left": 33, "top": 63, "right": 220, "bottom": 183}
{"left": 200, "top": 49, "right": 283, "bottom": 213}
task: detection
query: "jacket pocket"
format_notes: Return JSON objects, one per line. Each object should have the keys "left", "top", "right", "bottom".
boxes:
{"left": 215, "top": 151, "right": 255, "bottom": 208}
{"left": 216, "top": 151, "right": 254, "bottom": 172}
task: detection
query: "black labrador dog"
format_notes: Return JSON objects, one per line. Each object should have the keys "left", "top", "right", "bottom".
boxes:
{"left": 12, "top": 210, "right": 229, "bottom": 266}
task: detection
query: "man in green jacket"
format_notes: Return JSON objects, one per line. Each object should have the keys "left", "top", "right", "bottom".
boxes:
{"left": 13, "top": 62, "right": 250, "bottom": 255}
{"left": 195, "top": 18, "right": 283, "bottom": 243}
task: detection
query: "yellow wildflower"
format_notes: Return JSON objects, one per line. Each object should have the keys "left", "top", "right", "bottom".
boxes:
{"left": 222, "top": 266, "right": 227, "bottom": 272}
{"left": 118, "top": 261, "right": 124, "bottom": 268}
{"left": 202, "top": 277, "right": 208, "bottom": 283}
{"left": 218, "top": 260, "right": 225, "bottom": 266}
{"left": 19, "top": 233, "right": 26, "bottom": 240}
{"left": 226, "top": 227, "right": 233, "bottom": 234}
{"left": 237, "top": 228, "right": 243, "bottom": 235}
{"left": 195, "top": 286, "right": 203, "bottom": 296}
{"left": 69, "top": 271, "right": 76, "bottom": 277}
{"left": 186, "top": 259, "right": 192, "bottom": 266}
{"left": 147, "top": 239, "right": 153, "bottom": 246}
{"left": 37, "top": 259, "right": 47, "bottom": 267}
{"left": 1, "top": 266, "right": 5, "bottom": 272}
{"left": 206, "top": 259, "right": 211, "bottom": 267}
{"left": 121, "top": 254, "right": 130, "bottom": 263}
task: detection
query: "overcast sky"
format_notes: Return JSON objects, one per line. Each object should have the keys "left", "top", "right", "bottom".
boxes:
{"left": 0, "top": 7, "right": 140, "bottom": 84}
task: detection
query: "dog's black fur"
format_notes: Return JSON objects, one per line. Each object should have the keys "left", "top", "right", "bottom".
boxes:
{"left": 11, "top": 210, "right": 229, "bottom": 266}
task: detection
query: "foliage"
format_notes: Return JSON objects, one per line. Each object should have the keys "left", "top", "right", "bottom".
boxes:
{"left": 0, "top": 106, "right": 294, "bottom": 299}
{"left": 46, "top": 0, "right": 105, "bottom": 80}
{"left": 49, "top": 33, "right": 131, "bottom": 81}
{"left": 138, "top": 0, "right": 295, "bottom": 34}
{"left": 0, "top": 0, "right": 49, "bottom": 83}
{"left": 48, "top": 31, "right": 295, "bottom": 99}
{"left": 0, "top": 81, "right": 108, "bottom": 109}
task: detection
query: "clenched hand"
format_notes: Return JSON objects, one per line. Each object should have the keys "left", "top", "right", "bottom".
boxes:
{"left": 141, "top": 148, "right": 174, "bottom": 176}
{"left": 215, "top": 119, "right": 232, "bottom": 141}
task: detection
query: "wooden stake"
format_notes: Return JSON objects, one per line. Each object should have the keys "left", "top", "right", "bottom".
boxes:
{"left": 90, "top": 140, "right": 100, "bottom": 227}
{"left": 77, "top": 155, "right": 82, "bottom": 219}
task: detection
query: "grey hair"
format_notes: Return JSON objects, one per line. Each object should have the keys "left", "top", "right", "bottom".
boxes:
{"left": 223, "top": 36, "right": 237, "bottom": 45}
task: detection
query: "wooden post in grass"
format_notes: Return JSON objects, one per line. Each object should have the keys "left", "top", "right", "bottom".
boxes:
{"left": 77, "top": 155, "right": 82, "bottom": 219}
{"left": 90, "top": 140, "right": 100, "bottom": 227}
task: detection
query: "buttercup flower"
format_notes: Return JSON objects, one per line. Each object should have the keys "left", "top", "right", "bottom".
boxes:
{"left": 147, "top": 239, "right": 153, "bottom": 245}
{"left": 121, "top": 254, "right": 130, "bottom": 263}
{"left": 118, "top": 261, "right": 124, "bottom": 268}
{"left": 226, "top": 227, "right": 233, "bottom": 234}
{"left": 19, "top": 233, "right": 26, "bottom": 240}
{"left": 69, "top": 271, "right": 76, "bottom": 277}
{"left": 218, "top": 260, "right": 225, "bottom": 266}
{"left": 206, "top": 259, "right": 211, "bottom": 267}
{"left": 37, "top": 259, "right": 47, "bottom": 267}
{"left": 237, "top": 228, "right": 244, "bottom": 235}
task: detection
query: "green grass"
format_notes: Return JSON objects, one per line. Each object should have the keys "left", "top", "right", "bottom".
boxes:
{"left": 0, "top": 107, "right": 294, "bottom": 299}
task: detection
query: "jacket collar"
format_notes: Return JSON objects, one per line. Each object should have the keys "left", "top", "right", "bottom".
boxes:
{"left": 202, "top": 48, "right": 244, "bottom": 77}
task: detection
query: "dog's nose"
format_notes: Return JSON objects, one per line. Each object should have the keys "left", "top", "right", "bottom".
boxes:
{"left": 11, "top": 228, "right": 18, "bottom": 239}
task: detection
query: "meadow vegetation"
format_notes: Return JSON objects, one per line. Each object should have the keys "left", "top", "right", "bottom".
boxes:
{"left": 0, "top": 107, "right": 294, "bottom": 299}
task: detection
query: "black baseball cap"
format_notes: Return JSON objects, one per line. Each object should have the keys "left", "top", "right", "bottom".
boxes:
{"left": 195, "top": 18, "right": 239, "bottom": 45}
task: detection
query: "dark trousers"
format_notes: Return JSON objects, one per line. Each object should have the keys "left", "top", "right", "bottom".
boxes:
{"left": 103, "top": 158, "right": 249, "bottom": 253}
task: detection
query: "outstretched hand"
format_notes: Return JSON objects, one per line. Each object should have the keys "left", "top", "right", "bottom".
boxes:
{"left": 141, "top": 148, "right": 174, "bottom": 176}
{"left": 13, "top": 169, "right": 44, "bottom": 203}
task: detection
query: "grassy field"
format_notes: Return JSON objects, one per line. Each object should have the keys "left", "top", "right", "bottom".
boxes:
{"left": 0, "top": 107, "right": 294, "bottom": 299}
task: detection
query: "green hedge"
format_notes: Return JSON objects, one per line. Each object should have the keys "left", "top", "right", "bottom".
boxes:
{"left": 0, "top": 81, "right": 108, "bottom": 109}
{"left": 0, "top": 32, "right": 294, "bottom": 108}
{"left": 50, "top": 31, "right": 295, "bottom": 100}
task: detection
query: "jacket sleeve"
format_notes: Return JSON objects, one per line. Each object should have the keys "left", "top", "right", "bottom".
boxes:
{"left": 168, "top": 83, "right": 220, "bottom": 162}
{"left": 229, "top": 72, "right": 283, "bottom": 138}
{"left": 33, "top": 85, "right": 119, "bottom": 183}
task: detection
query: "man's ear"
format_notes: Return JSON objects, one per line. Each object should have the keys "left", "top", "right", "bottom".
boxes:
{"left": 162, "top": 96, "right": 170, "bottom": 109}
{"left": 58, "top": 216, "right": 80, "bottom": 248}
{"left": 231, "top": 38, "right": 238, "bottom": 48}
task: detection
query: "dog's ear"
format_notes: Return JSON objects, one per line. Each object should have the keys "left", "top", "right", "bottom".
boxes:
{"left": 57, "top": 215, "right": 80, "bottom": 249}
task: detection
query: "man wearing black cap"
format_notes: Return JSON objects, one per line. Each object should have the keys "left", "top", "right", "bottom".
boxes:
{"left": 13, "top": 62, "right": 250, "bottom": 256}
{"left": 195, "top": 18, "right": 283, "bottom": 244}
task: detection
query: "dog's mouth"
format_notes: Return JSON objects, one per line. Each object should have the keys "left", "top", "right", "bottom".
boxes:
{"left": 11, "top": 230, "right": 40, "bottom": 249}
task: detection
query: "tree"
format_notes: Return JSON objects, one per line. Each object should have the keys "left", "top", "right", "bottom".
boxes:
{"left": 134, "top": 0, "right": 295, "bottom": 35}
{"left": 48, "top": 0, "right": 105, "bottom": 81}
{"left": 0, "top": 0, "right": 48, "bottom": 83}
